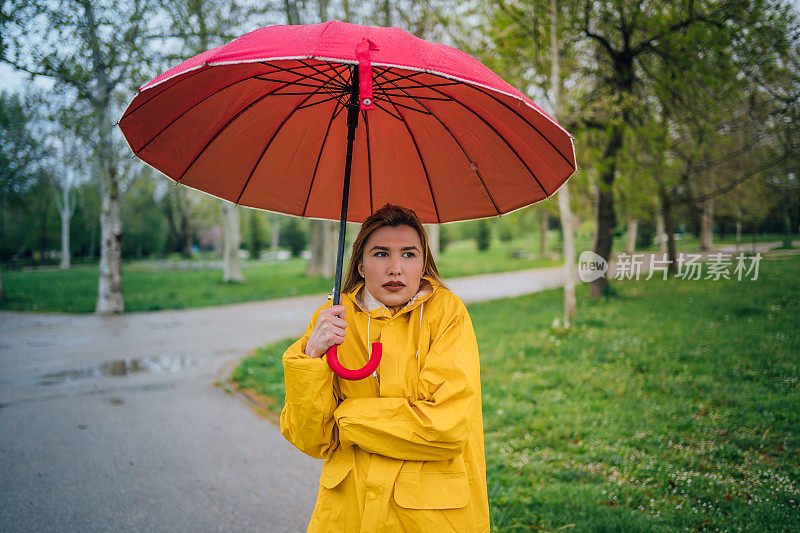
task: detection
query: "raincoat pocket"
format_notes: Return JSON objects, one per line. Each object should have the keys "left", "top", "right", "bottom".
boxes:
{"left": 393, "top": 470, "right": 470, "bottom": 509}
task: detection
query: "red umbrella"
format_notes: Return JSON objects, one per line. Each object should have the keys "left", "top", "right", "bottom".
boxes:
{"left": 119, "top": 20, "right": 577, "bottom": 380}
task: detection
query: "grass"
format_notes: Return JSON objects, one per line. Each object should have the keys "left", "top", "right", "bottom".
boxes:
{"left": 1, "top": 232, "right": 793, "bottom": 314}
{"left": 230, "top": 253, "right": 799, "bottom": 531}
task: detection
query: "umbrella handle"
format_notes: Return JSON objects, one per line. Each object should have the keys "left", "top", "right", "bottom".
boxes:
{"left": 326, "top": 342, "right": 382, "bottom": 380}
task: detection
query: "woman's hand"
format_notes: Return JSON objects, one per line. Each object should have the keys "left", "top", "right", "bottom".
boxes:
{"left": 304, "top": 305, "right": 347, "bottom": 358}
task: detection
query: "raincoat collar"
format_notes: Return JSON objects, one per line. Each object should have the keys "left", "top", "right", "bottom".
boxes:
{"left": 344, "top": 275, "right": 438, "bottom": 319}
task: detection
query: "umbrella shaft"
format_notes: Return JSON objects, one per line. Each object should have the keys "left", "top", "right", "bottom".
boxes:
{"left": 332, "top": 65, "right": 361, "bottom": 306}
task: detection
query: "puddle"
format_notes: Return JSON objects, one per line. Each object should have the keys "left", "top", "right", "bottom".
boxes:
{"left": 33, "top": 354, "right": 211, "bottom": 386}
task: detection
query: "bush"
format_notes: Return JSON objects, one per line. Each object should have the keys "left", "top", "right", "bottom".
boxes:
{"left": 439, "top": 224, "right": 451, "bottom": 253}
{"left": 498, "top": 222, "right": 514, "bottom": 242}
{"left": 249, "top": 211, "right": 264, "bottom": 259}
{"left": 636, "top": 218, "right": 657, "bottom": 249}
{"left": 476, "top": 219, "right": 491, "bottom": 251}
{"left": 280, "top": 219, "right": 307, "bottom": 257}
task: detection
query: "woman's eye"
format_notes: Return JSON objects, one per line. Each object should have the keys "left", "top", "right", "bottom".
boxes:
{"left": 403, "top": 252, "right": 416, "bottom": 258}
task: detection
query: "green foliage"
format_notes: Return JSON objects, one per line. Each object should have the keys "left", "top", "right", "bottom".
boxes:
{"left": 248, "top": 210, "right": 264, "bottom": 259}
{"left": 635, "top": 218, "right": 657, "bottom": 250}
{"left": 476, "top": 219, "right": 491, "bottom": 251}
{"left": 280, "top": 218, "right": 307, "bottom": 258}
{"left": 122, "top": 169, "right": 167, "bottom": 258}
{"left": 498, "top": 221, "right": 514, "bottom": 242}
{"left": 439, "top": 223, "right": 451, "bottom": 252}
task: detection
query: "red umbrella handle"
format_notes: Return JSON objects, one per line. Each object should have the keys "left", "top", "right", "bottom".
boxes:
{"left": 326, "top": 342, "right": 382, "bottom": 380}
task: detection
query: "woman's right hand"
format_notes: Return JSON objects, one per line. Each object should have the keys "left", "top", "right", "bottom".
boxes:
{"left": 304, "top": 305, "right": 347, "bottom": 358}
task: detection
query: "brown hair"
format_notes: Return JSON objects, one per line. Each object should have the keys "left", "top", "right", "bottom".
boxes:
{"left": 342, "top": 203, "right": 447, "bottom": 294}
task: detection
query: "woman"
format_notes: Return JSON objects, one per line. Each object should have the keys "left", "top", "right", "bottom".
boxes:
{"left": 280, "top": 203, "right": 490, "bottom": 532}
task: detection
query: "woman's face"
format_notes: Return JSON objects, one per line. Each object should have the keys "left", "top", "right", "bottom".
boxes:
{"left": 358, "top": 224, "right": 425, "bottom": 308}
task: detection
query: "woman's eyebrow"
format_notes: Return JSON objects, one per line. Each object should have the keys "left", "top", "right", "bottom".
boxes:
{"left": 369, "top": 245, "right": 420, "bottom": 252}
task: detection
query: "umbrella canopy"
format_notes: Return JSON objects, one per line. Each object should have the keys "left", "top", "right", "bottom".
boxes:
{"left": 119, "top": 20, "right": 577, "bottom": 380}
{"left": 119, "top": 20, "right": 576, "bottom": 225}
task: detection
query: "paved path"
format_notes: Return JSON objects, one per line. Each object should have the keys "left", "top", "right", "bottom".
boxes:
{"left": 0, "top": 241, "right": 785, "bottom": 531}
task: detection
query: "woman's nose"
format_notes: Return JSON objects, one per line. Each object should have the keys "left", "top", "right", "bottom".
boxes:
{"left": 388, "top": 257, "right": 402, "bottom": 275}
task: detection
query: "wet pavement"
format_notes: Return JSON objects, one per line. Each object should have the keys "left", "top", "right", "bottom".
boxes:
{"left": 0, "top": 242, "right": 784, "bottom": 531}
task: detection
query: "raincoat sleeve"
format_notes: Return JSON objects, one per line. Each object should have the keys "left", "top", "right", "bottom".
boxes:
{"left": 279, "top": 300, "right": 340, "bottom": 460}
{"left": 333, "top": 304, "right": 478, "bottom": 462}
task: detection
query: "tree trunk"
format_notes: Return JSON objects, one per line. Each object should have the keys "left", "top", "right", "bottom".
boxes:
{"left": 660, "top": 189, "right": 677, "bottom": 274}
{"left": 625, "top": 217, "right": 638, "bottom": 256}
{"left": 382, "top": 0, "right": 391, "bottom": 26}
{"left": 551, "top": 0, "right": 575, "bottom": 323}
{"left": 323, "top": 220, "right": 338, "bottom": 278}
{"left": 307, "top": 221, "right": 323, "bottom": 275}
{"left": 590, "top": 180, "right": 599, "bottom": 251}
{"left": 306, "top": 220, "right": 338, "bottom": 277}
{"left": 221, "top": 202, "right": 244, "bottom": 282}
{"left": 735, "top": 211, "right": 742, "bottom": 252}
{"left": 424, "top": 224, "right": 440, "bottom": 262}
{"left": 590, "top": 123, "right": 623, "bottom": 297}
{"left": 271, "top": 218, "right": 280, "bottom": 248}
{"left": 89, "top": 222, "right": 96, "bottom": 260}
{"left": 60, "top": 206, "right": 72, "bottom": 269}
{"left": 655, "top": 196, "right": 666, "bottom": 253}
{"left": 558, "top": 183, "right": 576, "bottom": 323}
{"left": 540, "top": 209, "right": 549, "bottom": 257}
{"left": 700, "top": 196, "right": 714, "bottom": 251}
{"left": 94, "top": 98, "right": 124, "bottom": 313}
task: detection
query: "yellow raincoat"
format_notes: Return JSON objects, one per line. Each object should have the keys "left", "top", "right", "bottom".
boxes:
{"left": 280, "top": 275, "right": 490, "bottom": 532}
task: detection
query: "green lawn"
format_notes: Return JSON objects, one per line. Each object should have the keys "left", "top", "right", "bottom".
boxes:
{"left": 231, "top": 253, "right": 799, "bottom": 531}
{"left": 1, "top": 236, "right": 563, "bottom": 313}
{"left": 1, "top": 232, "right": 793, "bottom": 314}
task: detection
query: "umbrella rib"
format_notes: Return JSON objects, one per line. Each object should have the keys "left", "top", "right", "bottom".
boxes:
{"left": 371, "top": 100, "right": 403, "bottom": 121}
{"left": 254, "top": 77, "right": 344, "bottom": 91}
{"left": 124, "top": 61, "right": 334, "bottom": 123}
{"left": 371, "top": 69, "right": 426, "bottom": 88}
{"left": 125, "top": 63, "right": 318, "bottom": 129}
{"left": 374, "top": 74, "right": 501, "bottom": 215}
{"left": 176, "top": 73, "right": 329, "bottom": 183}
{"left": 297, "top": 58, "right": 344, "bottom": 88}
{"left": 302, "top": 98, "right": 345, "bottom": 217}
{"left": 297, "top": 93, "right": 349, "bottom": 110}
{"left": 373, "top": 94, "right": 431, "bottom": 115}
{"left": 376, "top": 70, "right": 551, "bottom": 201}
{"left": 235, "top": 85, "right": 329, "bottom": 205}
{"left": 137, "top": 65, "right": 339, "bottom": 158}
{"left": 362, "top": 109, "right": 374, "bottom": 215}
{"left": 377, "top": 81, "right": 462, "bottom": 90}
{"left": 260, "top": 61, "right": 342, "bottom": 89}
{"left": 324, "top": 61, "right": 352, "bottom": 89}
{"left": 121, "top": 66, "right": 211, "bottom": 123}
{"left": 377, "top": 87, "right": 441, "bottom": 223}
{"left": 373, "top": 92, "right": 453, "bottom": 101}
{"left": 457, "top": 84, "right": 575, "bottom": 171}
{"left": 122, "top": 62, "right": 316, "bottom": 124}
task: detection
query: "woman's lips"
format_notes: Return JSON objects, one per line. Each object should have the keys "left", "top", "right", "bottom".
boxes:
{"left": 383, "top": 283, "right": 405, "bottom": 292}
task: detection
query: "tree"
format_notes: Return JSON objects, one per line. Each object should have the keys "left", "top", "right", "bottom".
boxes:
{"left": 476, "top": 218, "right": 491, "bottom": 251}
{"left": 155, "top": 0, "right": 273, "bottom": 283}
{"left": 2, "top": 0, "right": 154, "bottom": 313}
{"left": 281, "top": 218, "right": 308, "bottom": 257}
{"left": 0, "top": 89, "right": 47, "bottom": 300}
{"left": 489, "top": 0, "right": 797, "bottom": 294}
{"left": 248, "top": 210, "right": 264, "bottom": 260}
